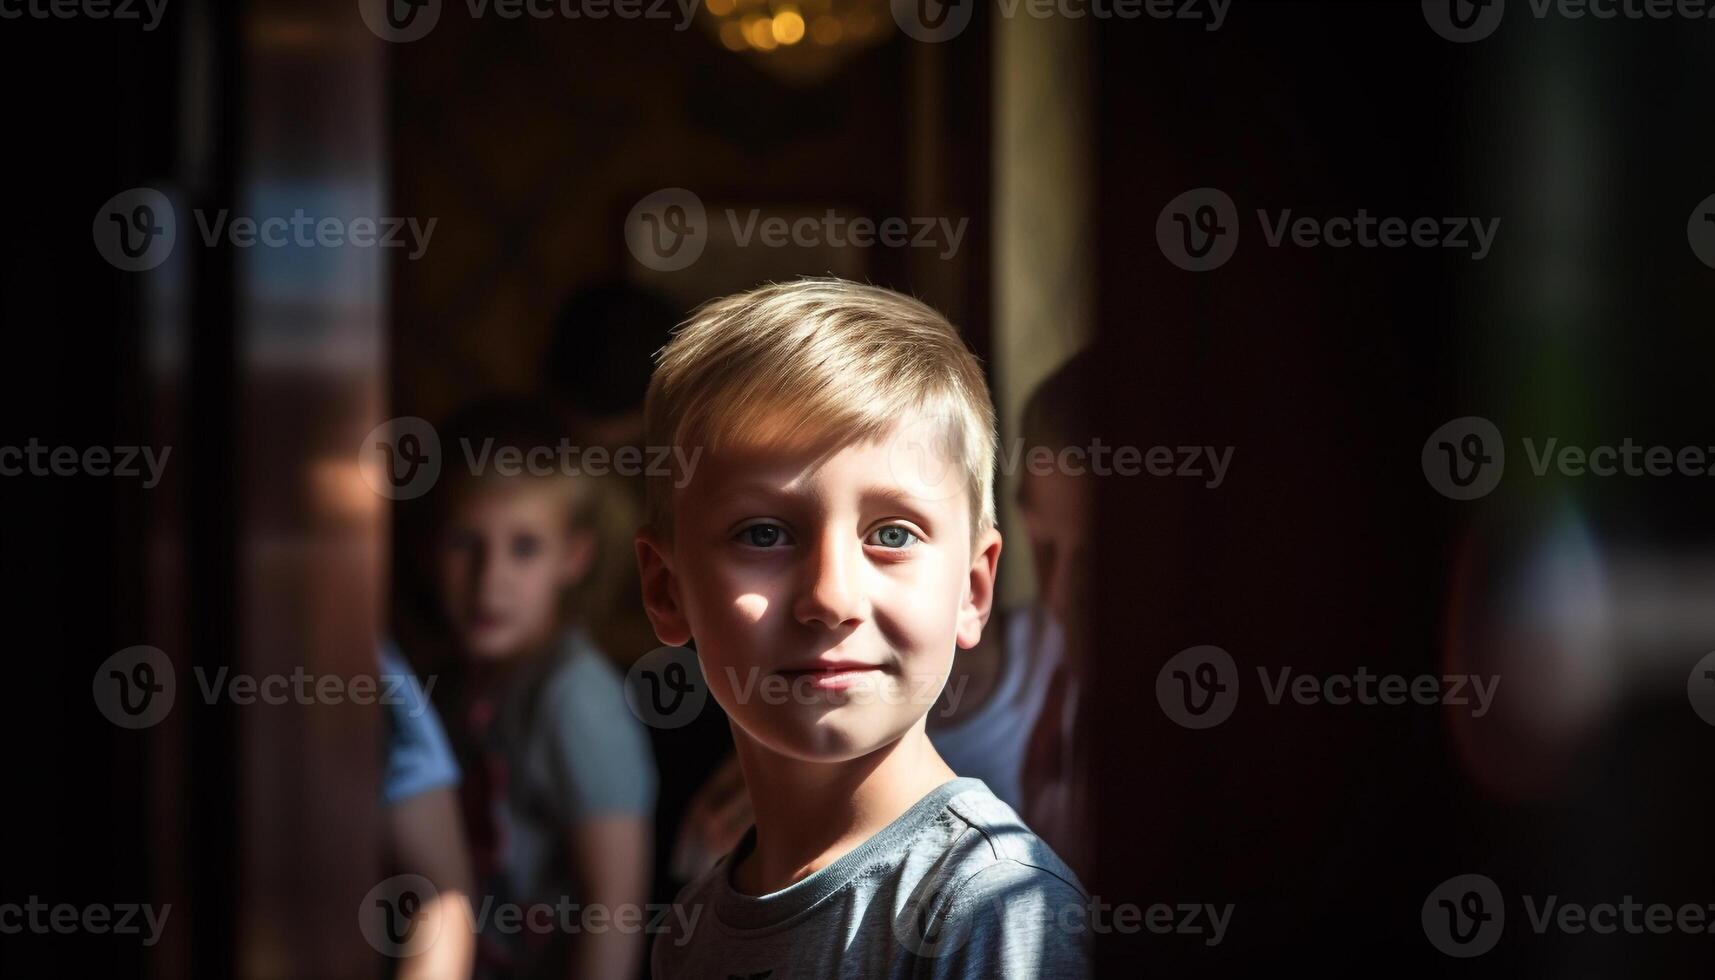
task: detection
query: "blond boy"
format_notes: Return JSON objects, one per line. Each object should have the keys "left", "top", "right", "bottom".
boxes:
{"left": 636, "top": 279, "right": 1090, "bottom": 978}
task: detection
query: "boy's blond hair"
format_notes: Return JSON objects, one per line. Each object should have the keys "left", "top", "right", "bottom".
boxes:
{"left": 643, "top": 278, "right": 997, "bottom": 541}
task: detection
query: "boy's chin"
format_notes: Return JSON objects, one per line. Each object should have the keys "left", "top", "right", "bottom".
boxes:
{"left": 459, "top": 630, "right": 530, "bottom": 660}
{"left": 736, "top": 708, "right": 917, "bottom": 765}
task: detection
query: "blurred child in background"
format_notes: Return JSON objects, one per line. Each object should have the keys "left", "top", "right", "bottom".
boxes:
{"left": 381, "top": 642, "right": 478, "bottom": 979}
{"left": 544, "top": 283, "right": 738, "bottom": 921}
{"left": 1009, "top": 347, "right": 1098, "bottom": 877}
{"left": 426, "top": 397, "right": 657, "bottom": 980}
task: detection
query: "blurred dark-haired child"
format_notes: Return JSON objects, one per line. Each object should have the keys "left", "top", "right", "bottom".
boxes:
{"left": 933, "top": 347, "right": 1098, "bottom": 879}
{"left": 426, "top": 398, "right": 657, "bottom": 980}
{"left": 1011, "top": 347, "right": 1100, "bottom": 877}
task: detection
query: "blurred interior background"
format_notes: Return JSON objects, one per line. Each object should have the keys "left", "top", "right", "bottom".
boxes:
{"left": 4, "top": 0, "right": 1713, "bottom": 976}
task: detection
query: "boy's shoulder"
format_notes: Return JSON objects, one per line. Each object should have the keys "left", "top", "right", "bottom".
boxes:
{"left": 504, "top": 626, "right": 624, "bottom": 721}
{"left": 939, "top": 778, "right": 1077, "bottom": 874}
{"left": 653, "top": 778, "right": 1090, "bottom": 980}
{"left": 908, "top": 779, "right": 1086, "bottom": 913}
{"left": 898, "top": 783, "right": 1088, "bottom": 969}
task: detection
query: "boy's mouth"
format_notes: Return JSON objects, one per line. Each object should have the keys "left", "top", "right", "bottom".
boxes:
{"left": 776, "top": 658, "right": 888, "bottom": 691}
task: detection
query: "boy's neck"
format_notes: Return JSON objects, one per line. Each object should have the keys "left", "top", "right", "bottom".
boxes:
{"left": 463, "top": 622, "right": 566, "bottom": 690}
{"left": 730, "top": 722, "right": 958, "bottom": 896}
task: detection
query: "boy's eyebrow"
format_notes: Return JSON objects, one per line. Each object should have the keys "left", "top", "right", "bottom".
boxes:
{"left": 860, "top": 484, "right": 938, "bottom": 513}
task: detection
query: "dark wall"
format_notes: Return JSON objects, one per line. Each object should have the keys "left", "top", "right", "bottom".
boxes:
{"left": 1089, "top": 2, "right": 1715, "bottom": 974}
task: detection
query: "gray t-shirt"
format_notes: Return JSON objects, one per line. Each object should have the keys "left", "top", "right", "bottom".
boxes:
{"left": 651, "top": 777, "right": 1090, "bottom": 979}
{"left": 477, "top": 626, "right": 657, "bottom": 978}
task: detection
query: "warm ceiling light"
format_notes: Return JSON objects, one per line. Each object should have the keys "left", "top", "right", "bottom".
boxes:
{"left": 772, "top": 8, "right": 806, "bottom": 44}
{"left": 698, "top": 0, "right": 892, "bottom": 84}
{"left": 745, "top": 15, "right": 779, "bottom": 50}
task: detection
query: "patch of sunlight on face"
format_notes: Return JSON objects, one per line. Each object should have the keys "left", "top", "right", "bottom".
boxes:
{"left": 734, "top": 592, "right": 770, "bottom": 623}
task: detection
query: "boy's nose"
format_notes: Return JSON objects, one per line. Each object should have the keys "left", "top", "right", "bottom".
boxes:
{"left": 793, "top": 533, "right": 866, "bottom": 630}
{"left": 470, "top": 547, "right": 505, "bottom": 600}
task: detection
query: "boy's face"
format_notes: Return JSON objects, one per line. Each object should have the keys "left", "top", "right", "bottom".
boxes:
{"left": 636, "top": 413, "right": 1002, "bottom": 763}
{"left": 436, "top": 482, "right": 593, "bottom": 660}
{"left": 1018, "top": 468, "right": 1092, "bottom": 631}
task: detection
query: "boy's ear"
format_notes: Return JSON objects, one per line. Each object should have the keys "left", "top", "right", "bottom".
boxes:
{"left": 956, "top": 527, "right": 1003, "bottom": 650}
{"left": 635, "top": 529, "right": 692, "bottom": 647}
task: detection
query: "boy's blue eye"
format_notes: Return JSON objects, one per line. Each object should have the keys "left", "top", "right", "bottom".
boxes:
{"left": 511, "top": 534, "right": 543, "bottom": 559}
{"left": 869, "top": 525, "right": 918, "bottom": 549}
{"left": 738, "top": 524, "right": 791, "bottom": 548}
